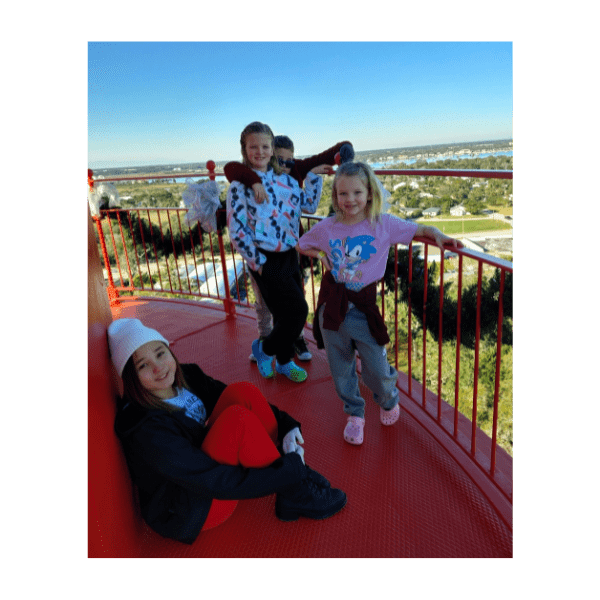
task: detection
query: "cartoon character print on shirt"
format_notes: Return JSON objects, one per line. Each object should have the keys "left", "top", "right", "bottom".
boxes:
{"left": 170, "top": 388, "right": 207, "bottom": 425}
{"left": 328, "top": 234, "right": 377, "bottom": 291}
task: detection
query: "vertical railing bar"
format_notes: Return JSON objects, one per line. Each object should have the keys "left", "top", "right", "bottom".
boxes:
{"left": 126, "top": 211, "right": 144, "bottom": 291}
{"left": 167, "top": 210, "right": 183, "bottom": 292}
{"left": 156, "top": 210, "right": 174, "bottom": 293}
{"left": 394, "top": 245, "right": 399, "bottom": 371}
{"left": 237, "top": 250, "right": 251, "bottom": 307}
{"left": 105, "top": 213, "right": 125, "bottom": 287}
{"left": 115, "top": 211, "right": 134, "bottom": 288}
{"left": 422, "top": 243, "right": 428, "bottom": 408}
{"left": 216, "top": 226, "right": 235, "bottom": 315}
{"left": 196, "top": 223, "right": 210, "bottom": 297}
{"left": 437, "top": 250, "right": 444, "bottom": 422}
{"left": 471, "top": 261, "right": 483, "bottom": 456}
{"left": 407, "top": 242, "right": 413, "bottom": 397}
{"left": 93, "top": 215, "right": 118, "bottom": 301}
{"left": 454, "top": 254, "right": 463, "bottom": 439}
{"left": 208, "top": 232, "right": 220, "bottom": 299}
{"left": 143, "top": 209, "right": 162, "bottom": 291}
{"left": 231, "top": 248, "right": 241, "bottom": 301}
{"left": 490, "top": 269, "right": 506, "bottom": 476}
{"left": 186, "top": 219, "right": 200, "bottom": 296}
{"left": 176, "top": 210, "right": 192, "bottom": 294}
{"left": 141, "top": 210, "right": 153, "bottom": 288}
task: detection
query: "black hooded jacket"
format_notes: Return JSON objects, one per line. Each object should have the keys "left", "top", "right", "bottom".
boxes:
{"left": 114, "top": 363, "right": 306, "bottom": 544}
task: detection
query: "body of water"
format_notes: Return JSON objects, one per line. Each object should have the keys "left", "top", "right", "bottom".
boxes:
{"left": 108, "top": 150, "right": 512, "bottom": 184}
{"left": 370, "top": 150, "right": 513, "bottom": 169}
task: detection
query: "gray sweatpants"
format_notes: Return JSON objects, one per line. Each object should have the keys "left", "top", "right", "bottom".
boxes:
{"left": 318, "top": 304, "right": 399, "bottom": 419}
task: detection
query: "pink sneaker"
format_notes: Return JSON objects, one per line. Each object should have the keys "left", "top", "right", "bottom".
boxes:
{"left": 380, "top": 404, "right": 400, "bottom": 426}
{"left": 344, "top": 416, "right": 365, "bottom": 445}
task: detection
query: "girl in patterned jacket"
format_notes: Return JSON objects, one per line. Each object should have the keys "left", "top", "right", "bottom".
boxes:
{"left": 225, "top": 135, "right": 352, "bottom": 364}
{"left": 226, "top": 121, "right": 323, "bottom": 383}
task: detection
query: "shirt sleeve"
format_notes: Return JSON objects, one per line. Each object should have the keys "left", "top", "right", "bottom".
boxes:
{"left": 387, "top": 214, "right": 419, "bottom": 246}
{"left": 269, "top": 403, "right": 301, "bottom": 441}
{"left": 297, "top": 172, "right": 323, "bottom": 214}
{"left": 298, "top": 218, "right": 329, "bottom": 253}
{"left": 226, "top": 181, "right": 266, "bottom": 271}
{"left": 224, "top": 161, "right": 262, "bottom": 187}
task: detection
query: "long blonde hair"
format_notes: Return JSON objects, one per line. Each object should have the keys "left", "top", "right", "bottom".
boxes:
{"left": 121, "top": 343, "right": 188, "bottom": 412}
{"left": 240, "top": 121, "right": 282, "bottom": 174}
{"left": 331, "top": 161, "right": 385, "bottom": 225}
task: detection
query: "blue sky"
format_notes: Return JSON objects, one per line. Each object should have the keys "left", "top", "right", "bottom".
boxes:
{"left": 88, "top": 42, "right": 512, "bottom": 168}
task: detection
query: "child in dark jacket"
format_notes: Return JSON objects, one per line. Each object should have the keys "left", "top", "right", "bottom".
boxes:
{"left": 224, "top": 132, "right": 352, "bottom": 366}
{"left": 109, "top": 318, "right": 346, "bottom": 544}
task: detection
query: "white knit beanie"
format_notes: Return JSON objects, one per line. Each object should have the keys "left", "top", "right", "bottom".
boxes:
{"left": 107, "top": 318, "right": 169, "bottom": 377}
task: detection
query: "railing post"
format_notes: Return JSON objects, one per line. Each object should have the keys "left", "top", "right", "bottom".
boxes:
{"left": 89, "top": 169, "right": 119, "bottom": 305}
{"left": 206, "top": 160, "right": 216, "bottom": 181}
{"left": 93, "top": 216, "right": 120, "bottom": 305}
{"left": 207, "top": 160, "right": 236, "bottom": 318}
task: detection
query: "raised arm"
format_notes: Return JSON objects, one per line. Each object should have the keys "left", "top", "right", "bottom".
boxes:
{"left": 291, "top": 141, "right": 352, "bottom": 187}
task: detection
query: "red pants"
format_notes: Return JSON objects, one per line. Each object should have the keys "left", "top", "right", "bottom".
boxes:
{"left": 200, "top": 382, "right": 282, "bottom": 530}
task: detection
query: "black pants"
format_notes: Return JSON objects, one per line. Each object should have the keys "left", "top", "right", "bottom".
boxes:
{"left": 251, "top": 249, "right": 308, "bottom": 364}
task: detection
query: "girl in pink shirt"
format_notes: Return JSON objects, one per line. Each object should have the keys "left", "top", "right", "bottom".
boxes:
{"left": 298, "top": 162, "right": 463, "bottom": 445}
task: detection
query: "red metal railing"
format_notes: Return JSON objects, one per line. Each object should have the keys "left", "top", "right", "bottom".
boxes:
{"left": 90, "top": 162, "right": 513, "bottom": 527}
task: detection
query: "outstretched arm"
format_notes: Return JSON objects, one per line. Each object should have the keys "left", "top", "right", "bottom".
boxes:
{"left": 291, "top": 141, "right": 352, "bottom": 186}
{"left": 415, "top": 224, "right": 464, "bottom": 250}
{"left": 224, "top": 162, "right": 267, "bottom": 203}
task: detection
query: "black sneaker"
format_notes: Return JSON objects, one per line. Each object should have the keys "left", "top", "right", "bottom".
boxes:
{"left": 276, "top": 473, "right": 346, "bottom": 521}
{"left": 305, "top": 465, "right": 331, "bottom": 488}
{"left": 294, "top": 337, "right": 312, "bottom": 361}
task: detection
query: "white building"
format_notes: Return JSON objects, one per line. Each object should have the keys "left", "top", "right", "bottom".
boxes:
{"left": 450, "top": 205, "right": 468, "bottom": 216}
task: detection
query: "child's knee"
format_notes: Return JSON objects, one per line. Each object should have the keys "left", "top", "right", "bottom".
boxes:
{"left": 222, "top": 381, "right": 263, "bottom": 404}
{"left": 219, "top": 403, "right": 255, "bottom": 426}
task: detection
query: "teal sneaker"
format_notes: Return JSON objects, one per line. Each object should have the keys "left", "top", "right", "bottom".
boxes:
{"left": 251, "top": 339, "right": 274, "bottom": 378}
{"left": 275, "top": 359, "right": 307, "bottom": 383}
{"left": 249, "top": 336, "right": 266, "bottom": 362}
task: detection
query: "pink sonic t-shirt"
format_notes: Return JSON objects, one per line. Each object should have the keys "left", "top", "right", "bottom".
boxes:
{"left": 299, "top": 214, "right": 419, "bottom": 291}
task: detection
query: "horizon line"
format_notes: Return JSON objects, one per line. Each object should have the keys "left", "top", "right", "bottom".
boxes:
{"left": 89, "top": 138, "right": 513, "bottom": 171}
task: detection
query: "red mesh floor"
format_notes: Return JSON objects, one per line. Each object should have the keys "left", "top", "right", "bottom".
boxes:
{"left": 111, "top": 297, "right": 512, "bottom": 558}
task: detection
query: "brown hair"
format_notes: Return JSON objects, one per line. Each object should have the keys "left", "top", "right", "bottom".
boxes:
{"left": 121, "top": 343, "right": 188, "bottom": 412}
{"left": 274, "top": 135, "right": 294, "bottom": 152}
{"left": 240, "top": 121, "right": 282, "bottom": 174}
